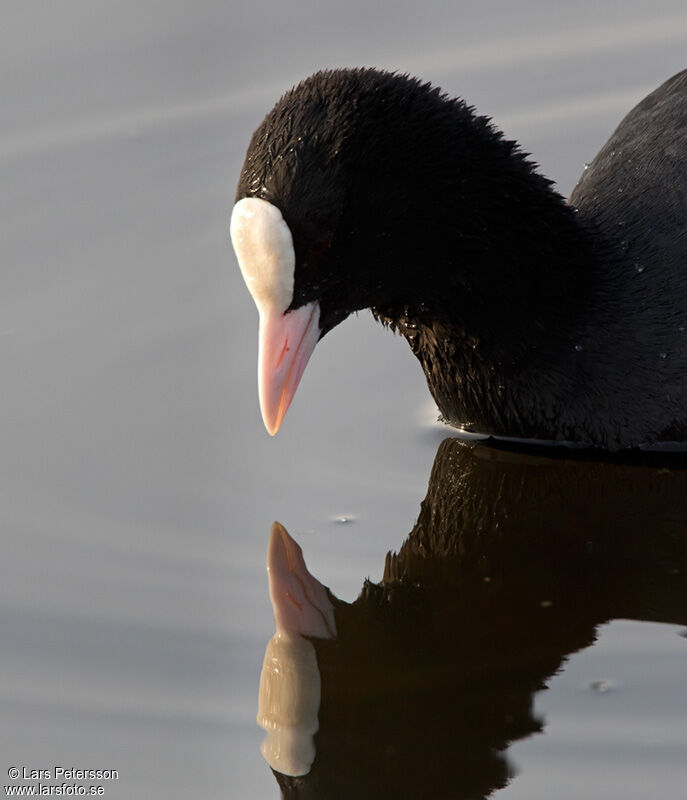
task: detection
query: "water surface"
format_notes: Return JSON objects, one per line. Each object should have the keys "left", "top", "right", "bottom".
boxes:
{"left": 1, "top": 2, "right": 686, "bottom": 797}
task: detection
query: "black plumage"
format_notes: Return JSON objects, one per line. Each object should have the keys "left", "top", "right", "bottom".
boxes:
{"left": 235, "top": 68, "right": 687, "bottom": 449}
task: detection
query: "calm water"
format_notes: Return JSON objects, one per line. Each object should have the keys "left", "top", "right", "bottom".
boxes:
{"left": 1, "top": 2, "right": 686, "bottom": 798}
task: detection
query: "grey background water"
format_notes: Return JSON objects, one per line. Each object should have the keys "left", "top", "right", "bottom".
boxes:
{"left": 1, "top": 2, "right": 686, "bottom": 797}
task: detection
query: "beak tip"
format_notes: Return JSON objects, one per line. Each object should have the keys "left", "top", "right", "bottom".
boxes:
{"left": 259, "top": 402, "right": 278, "bottom": 436}
{"left": 263, "top": 413, "right": 281, "bottom": 437}
{"left": 260, "top": 394, "right": 286, "bottom": 436}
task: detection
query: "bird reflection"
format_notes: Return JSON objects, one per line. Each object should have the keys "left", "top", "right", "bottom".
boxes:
{"left": 258, "top": 439, "right": 687, "bottom": 799}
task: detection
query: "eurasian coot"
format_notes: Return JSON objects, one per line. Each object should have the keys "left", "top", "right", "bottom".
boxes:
{"left": 230, "top": 68, "right": 687, "bottom": 450}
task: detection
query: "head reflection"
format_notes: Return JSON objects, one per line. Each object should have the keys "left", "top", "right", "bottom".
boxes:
{"left": 258, "top": 440, "right": 687, "bottom": 799}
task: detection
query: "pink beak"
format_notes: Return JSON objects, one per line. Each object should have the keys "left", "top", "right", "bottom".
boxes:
{"left": 267, "top": 521, "right": 337, "bottom": 639}
{"left": 258, "top": 301, "right": 320, "bottom": 435}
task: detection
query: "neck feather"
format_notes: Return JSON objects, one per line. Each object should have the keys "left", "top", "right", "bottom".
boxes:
{"left": 373, "top": 158, "right": 613, "bottom": 442}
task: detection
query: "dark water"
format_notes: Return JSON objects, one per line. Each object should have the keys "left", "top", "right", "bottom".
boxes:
{"left": 1, "top": 2, "right": 686, "bottom": 798}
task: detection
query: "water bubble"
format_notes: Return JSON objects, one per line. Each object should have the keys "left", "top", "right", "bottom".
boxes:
{"left": 583, "top": 162, "right": 590, "bottom": 170}
{"left": 635, "top": 263, "right": 645, "bottom": 273}
{"left": 332, "top": 515, "right": 357, "bottom": 525}
{"left": 574, "top": 344, "right": 583, "bottom": 352}
{"left": 589, "top": 680, "right": 614, "bottom": 693}
{"left": 679, "top": 327, "right": 685, "bottom": 332}
{"left": 660, "top": 352, "right": 667, "bottom": 359}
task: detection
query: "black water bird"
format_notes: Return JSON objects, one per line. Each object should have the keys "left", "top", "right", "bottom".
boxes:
{"left": 258, "top": 439, "right": 687, "bottom": 799}
{"left": 231, "top": 68, "right": 687, "bottom": 449}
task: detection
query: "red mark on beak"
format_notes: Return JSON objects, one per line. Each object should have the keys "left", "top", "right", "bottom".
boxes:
{"left": 276, "top": 338, "right": 290, "bottom": 368}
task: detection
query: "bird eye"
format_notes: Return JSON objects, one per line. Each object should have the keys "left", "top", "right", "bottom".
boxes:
{"left": 306, "top": 236, "right": 332, "bottom": 260}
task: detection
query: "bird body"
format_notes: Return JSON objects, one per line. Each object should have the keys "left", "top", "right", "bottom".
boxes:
{"left": 231, "top": 68, "right": 687, "bottom": 450}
